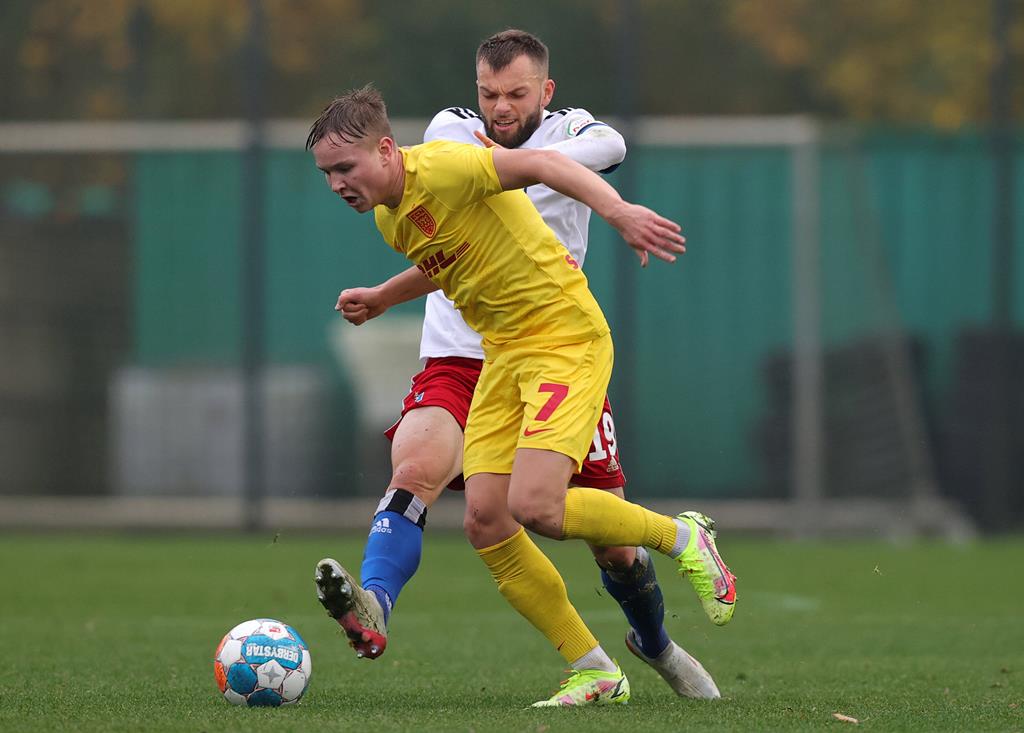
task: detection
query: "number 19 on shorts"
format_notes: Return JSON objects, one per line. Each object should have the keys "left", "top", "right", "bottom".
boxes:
{"left": 588, "top": 411, "right": 617, "bottom": 461}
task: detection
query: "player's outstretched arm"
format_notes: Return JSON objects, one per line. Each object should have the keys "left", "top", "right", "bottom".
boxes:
{"left": 474, "top": 123, "right": 626, "bottom": 174}
{"left": 336, "top": 266, "right": 439, "bottom": 325}
{"left": 490, "top": 147, "right": 685, "bottom": 267}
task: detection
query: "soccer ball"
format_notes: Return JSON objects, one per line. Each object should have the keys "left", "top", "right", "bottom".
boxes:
{"left": 214, "top": 618, "right": 312, "bottom": 706}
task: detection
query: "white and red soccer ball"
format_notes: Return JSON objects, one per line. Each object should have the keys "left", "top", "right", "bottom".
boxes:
{"left": 214, "top": 618, "right": 312, "bottom": 706}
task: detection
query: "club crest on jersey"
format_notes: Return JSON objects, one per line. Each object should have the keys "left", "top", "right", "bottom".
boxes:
{"left": 417, "top": 241, "right": 471, "bottom": 278}
{"left": 407, "top": 204, "right": 437, "bottom": 237}
{"left": 567, "top": 116, "right": 595, "bottom": 137}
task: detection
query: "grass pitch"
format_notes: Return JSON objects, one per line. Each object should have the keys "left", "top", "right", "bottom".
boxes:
{"left": 3, "top": 530, "right": 1022, "bottom": 732}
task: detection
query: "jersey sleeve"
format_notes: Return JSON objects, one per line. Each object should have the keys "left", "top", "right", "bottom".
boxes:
{"left": 543, "top": 107, "right": 626, "bottom": 174}
{"left": 423, "top": 107, "right": 484, "bottom": 145}
{"left": 417, "top": 141, "right": 503, "bottom": 211}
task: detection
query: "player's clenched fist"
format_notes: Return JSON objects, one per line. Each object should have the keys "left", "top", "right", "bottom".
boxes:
{"left": 336, "top": 286, "right": 389, "bottom": 325}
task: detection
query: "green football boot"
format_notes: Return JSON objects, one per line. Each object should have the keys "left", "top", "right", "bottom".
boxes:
{"left": 675, "top": 511, "right": 738, "bottom": 626}
{"left": 531, "top": 665, "right": 630, "bottom": 707}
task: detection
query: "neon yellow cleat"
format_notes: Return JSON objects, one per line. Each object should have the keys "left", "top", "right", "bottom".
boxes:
{"left": 531, "top": 665, "right": 630, "bottom": 707}
{"left": 675, "top": 511, "right": 738, "bottom": 626}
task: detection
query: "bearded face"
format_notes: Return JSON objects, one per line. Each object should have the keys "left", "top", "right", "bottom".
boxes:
{"left": 477, "top": 54, "right": 554, "bottom": 149}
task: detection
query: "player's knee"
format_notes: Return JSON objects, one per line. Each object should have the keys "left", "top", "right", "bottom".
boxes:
{"left": 506, "top": 495, "right": 561, "bottom": 539}
{"left": 592, "top": 544, "right": 636, "bottom": 572}
{"left": 463, "top": 502, "right": 515, "bottom": 549}
{"left": 389, "top": 459, "right": 446, "bottom": 503}
{"left": 462, "top": 511, "right": 493, "bottom": 549}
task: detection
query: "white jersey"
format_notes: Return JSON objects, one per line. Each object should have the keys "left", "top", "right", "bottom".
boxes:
{"left": 418, "top": 106, "right": 626, "bottom": 360}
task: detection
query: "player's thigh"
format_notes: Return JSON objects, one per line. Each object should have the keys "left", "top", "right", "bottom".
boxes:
{"left": 389, "top": 406, "right": 464, "bottom": 503}
{"left": 515, "top": 335, "right": 613, "bottom": 471}
{"left": 463, "top": 472, "right": 521, "bottom": 549}
{"left": 508, "top": 447, "right": 576, "bottom": 517}
{"left": 463, "top": 359, "right": 522, "bottom": 480}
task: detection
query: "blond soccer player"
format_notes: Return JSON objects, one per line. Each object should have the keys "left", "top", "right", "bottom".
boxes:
{"left": 308, "top": 84, "right": 737, "bottom": 707}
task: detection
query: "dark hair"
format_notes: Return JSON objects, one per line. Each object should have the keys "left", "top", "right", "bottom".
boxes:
{"left": 476, "top": 29, "right": 549, "bottom": 74}
{"left": 306, "top": 84, "right": 393, "bottom": 150}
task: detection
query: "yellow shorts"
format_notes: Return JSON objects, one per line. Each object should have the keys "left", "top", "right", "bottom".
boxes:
{"left": 463, "top": 333, "right": 614, "bottom": 479}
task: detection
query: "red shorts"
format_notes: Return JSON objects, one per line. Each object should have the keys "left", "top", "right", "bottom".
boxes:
{"left": 384, "top": 356, "right": 626, "bottom": 491}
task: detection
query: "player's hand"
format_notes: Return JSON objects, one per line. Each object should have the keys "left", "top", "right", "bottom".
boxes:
{"left": 609, "top": 202, "right": 686, "bottom": 268}
{"left": 473, "top": 130, "right": 504, "bottom": 149}
{"left": 335, "top": 286, "right": 389, "bottom": 325}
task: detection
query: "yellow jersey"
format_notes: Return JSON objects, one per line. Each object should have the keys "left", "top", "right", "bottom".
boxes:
{"left": 373, "top": 140, "right": 609, "bottom": 353}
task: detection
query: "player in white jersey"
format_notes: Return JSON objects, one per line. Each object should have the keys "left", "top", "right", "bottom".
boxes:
{"left": 314, "top": 30, "right": 721, "bottom": 703}
{"left": 418, "top": 104, "right": 618, "bottom": 361}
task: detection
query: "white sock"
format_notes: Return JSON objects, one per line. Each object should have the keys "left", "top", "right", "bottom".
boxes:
{"left": 670, "top": 517, "right": 692, "bottom": 558}
{"left": 571, "top": 645, "right": 617, "bottom": 673}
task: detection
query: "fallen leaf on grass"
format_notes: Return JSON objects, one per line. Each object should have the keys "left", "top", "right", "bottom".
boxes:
{"left": 832, "top": 713, "right": 859, "bottom": 724}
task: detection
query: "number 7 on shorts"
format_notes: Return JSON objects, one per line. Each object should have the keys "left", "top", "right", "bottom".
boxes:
{"left": 535, "top": 383, "right": 569, "bottom": 421}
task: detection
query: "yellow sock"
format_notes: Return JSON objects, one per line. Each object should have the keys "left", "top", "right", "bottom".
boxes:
{"left": 477, "top": 527, "right": 598, "bottom": 665}
{"left": 562, "top": 487, "right": 680, "bottom": 556}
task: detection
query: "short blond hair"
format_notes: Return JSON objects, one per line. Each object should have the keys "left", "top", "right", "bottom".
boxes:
{"left": 306, "top": 84, "right": 393, "bottom": 149}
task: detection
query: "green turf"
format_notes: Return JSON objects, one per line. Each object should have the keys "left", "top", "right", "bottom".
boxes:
{"left": 3, "top": 531, "right": 1022, "bottom": 732}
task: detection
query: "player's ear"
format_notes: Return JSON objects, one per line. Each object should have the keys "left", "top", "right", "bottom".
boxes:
{"left": 377, "top": 136, "right": 396, "bottom": 161}
{"left": 541, "top": 78, "right": 555, "bottom": 108}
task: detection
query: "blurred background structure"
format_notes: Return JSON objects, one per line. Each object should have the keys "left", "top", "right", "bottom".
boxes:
{"left": 1, "top": 0, "right": 1021, "bottom": 535}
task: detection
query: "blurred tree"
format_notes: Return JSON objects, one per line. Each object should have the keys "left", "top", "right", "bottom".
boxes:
{"left": 729, "top": 0, "right": 1024, "bottom": 127}
{"left": 0, "top": 0, "right": 1020, "bottom": 124}
{"left": 1, "top": 0, "right": 369, "bottom": 119}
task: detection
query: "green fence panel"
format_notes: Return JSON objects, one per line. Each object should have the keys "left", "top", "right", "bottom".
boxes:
{"left": 263, "top": 150, "right": 411, "bottom": 364}
{"left": 832, "top": 133, "right": 1024, "bottom": 411}
{"left": 625, "top": 147, "right": 793, "bottom": 495}
{"left": 132, "top": 132, "right": 1024, "bottom": 498}
{"left": 135, "top": 152, "right": 242, "bottom": 365}
{"left": 136, "top": 151, "right": 412, "bottom": 367}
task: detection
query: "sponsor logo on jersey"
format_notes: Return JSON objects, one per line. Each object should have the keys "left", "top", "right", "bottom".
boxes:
{"left": 417, "top": 241, "right": 471, "bottom": 278}
{"left": 565, "top": 254, "right": 580, "bottom": 270}
{"left": 407, "top": 205, "right": 437, "bottom": 237}
{"left": 414, "top": 391, "right": 425, "bottom": 403}
{"left": 606, "top": 457, "right": 620, "bottom": 472}
{"left": 567, "top": 116, "right": 595, "bottom": 137}
{"left": 370, "top": 517, "right": 392, "bottom": 535}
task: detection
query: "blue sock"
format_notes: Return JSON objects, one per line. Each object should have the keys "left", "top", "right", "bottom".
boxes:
{"left": 600, "top": 547, "right": 670, "bottom": 658}
{"left": 359, "top": 489, "right": 428, "bottom": 628}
